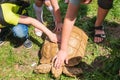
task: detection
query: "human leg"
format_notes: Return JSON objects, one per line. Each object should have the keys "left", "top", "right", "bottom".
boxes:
{"left": 11, "top": 24, "right": 32, "bottom": 49}
{"left": 18, "top": 15, "right": 57, "bottom": 43}
{"left": 94, "top": 7, "right": 108, "bottom": 43}
{"left": 33, "top": 0, "right": 44, "bottom": 37}
{"left": 94, "top": 0, "right": 113, "bottom": 43}
{"left": 33, "top": 0, "right": 44, "bottom": 23}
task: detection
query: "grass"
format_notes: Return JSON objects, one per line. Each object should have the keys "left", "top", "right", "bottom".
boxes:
{"left": 0, "top": 0, "right": 120, "bottom": 80}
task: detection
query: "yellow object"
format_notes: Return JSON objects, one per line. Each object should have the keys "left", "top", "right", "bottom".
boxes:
{"left": 1, "top": 3, "right": 20, "bottom": 25}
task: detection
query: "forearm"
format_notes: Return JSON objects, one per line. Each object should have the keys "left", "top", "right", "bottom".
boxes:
{"left": 60, "top": 19, "right": 75, "bottom": 51}
{"left": 50, "top": 0, "right": 62, "bottom": 24}
{"left": 60, "top": 3, "right": 79, "bottom": 51}
{"left": 19, "top": 15, "right": 53, "bottom": 36}
{"left": 31, "top": 19, "right": 53, "bottom": 36}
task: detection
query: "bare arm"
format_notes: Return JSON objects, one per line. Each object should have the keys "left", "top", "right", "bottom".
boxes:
{"left": 61, "top": 3, "right": 79, "bottom": 50}
{"left": 18, "top": 15, "right": 57, "bottom": 43}
{"left": 50, "top": 0, "right": 62, "bottom": 23}
{"left": 53, "top": 3, "right": 80, "bottom": 69}
{"left": 50, "top": 0, "right": 62, "bottom": 31}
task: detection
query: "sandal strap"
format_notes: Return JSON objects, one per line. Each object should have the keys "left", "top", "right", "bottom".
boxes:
{"left": 94, "top": 34, "right": 106, "bottom": 38}
{"left": 94, "top": 26, "right": 104, "bottom": 30}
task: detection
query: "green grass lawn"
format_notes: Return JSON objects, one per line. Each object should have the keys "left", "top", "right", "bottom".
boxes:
{"left": 0, "top": 0, "right": 120, "bottom": 80}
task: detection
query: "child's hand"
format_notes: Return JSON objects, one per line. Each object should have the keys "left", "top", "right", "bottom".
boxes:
{"left": 48, "top": 33, "right": 58, "bottom": 43}
{"left": 49, "top": 33, "right": 61, "bottom": 43}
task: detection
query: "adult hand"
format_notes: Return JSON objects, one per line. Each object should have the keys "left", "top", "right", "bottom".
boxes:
{"left": 52, "top": 50, "right": 68, "bottom": 69}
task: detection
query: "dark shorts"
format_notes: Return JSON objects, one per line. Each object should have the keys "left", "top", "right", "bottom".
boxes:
{"left": 69, "top": 0, "right": 81, "bottom": 6}
{"left": 98, "top": 0, "right": 113, "bottom": 9}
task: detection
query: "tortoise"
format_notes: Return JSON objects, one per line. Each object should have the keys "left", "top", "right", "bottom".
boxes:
{"left": 34, "top": 26, "right": 88, "bottom": 78}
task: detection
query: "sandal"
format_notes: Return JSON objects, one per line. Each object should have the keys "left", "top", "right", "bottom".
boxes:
{"left": 94, "top": 26, "right": 106, "bottom": 43}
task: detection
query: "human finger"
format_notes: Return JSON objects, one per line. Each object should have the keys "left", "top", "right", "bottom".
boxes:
{"left": 65, "top": 58, "right": 68, "bottom": 64}
{"left": 52, "top": 56, "right": 57, "bottom": 64}
{"left": 54, "top": 58, "right": 62, "bottom": 69}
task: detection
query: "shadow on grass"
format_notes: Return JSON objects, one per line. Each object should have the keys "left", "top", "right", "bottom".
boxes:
{"left": 77, "top": 55, "right": 120, "bottom": 80}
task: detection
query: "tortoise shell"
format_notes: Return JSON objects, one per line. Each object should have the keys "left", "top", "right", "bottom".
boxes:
{"left": 40, "top": 26, "right": 88, "bottom": 66}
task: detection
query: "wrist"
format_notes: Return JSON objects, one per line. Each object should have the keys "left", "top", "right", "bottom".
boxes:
{"left": 59, "top": 49, "right": 67, "bottom": 54}
{"left": 60, "top": 46, "right": 68, "bottom": 52}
